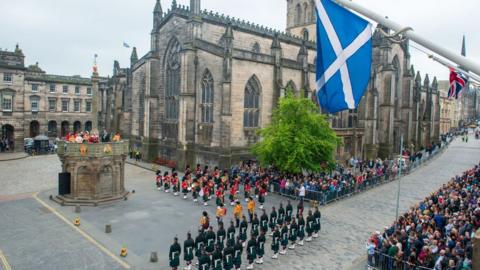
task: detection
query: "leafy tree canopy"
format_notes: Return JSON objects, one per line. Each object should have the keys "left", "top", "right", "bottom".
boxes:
{"left": 252, "top": 89, "right": 340, "bottom": 174}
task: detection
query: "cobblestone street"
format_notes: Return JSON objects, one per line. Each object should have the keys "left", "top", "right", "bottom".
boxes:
{"left": 0, "top": 136, "right": 479, "bottom": 270}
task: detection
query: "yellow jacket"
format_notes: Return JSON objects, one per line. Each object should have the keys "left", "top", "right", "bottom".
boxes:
{"left": 233, "top": 204, "right": 242, "bottom": 218}
{"left": 247, "top": 200, "right": 255, "bottom": 213}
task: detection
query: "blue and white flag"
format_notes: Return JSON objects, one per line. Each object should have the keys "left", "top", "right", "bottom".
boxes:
{"left": 123, "top": 42, "right": 130, "bottom": 48}
{"left": 315, "top": 0, "right": 372, "bottom": 113}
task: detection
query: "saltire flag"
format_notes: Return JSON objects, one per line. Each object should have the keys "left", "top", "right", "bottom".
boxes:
{"left": 315, "top": 0, "right": 372, "bottom": 113}
{"left": 448, "top": 68, "right": 468, "bottom": 99}
{"left": 123, "top": 42, "right": 130, "bottom": 48}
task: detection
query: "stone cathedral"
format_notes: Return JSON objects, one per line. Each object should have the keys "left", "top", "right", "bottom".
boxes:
{"left": 102, "top": 0, "right": 441, "bottom": 169}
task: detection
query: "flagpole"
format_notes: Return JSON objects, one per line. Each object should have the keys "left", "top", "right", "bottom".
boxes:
{"left": 428, "top": 55, "right": 480, "bottom": 84}
{"left": 333, "top": 0, "right": 480, "bottom": 77}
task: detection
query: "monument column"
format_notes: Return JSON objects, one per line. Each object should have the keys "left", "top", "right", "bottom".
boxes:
{"left": 91, "top": 64, "right": 100, "bottom": 133}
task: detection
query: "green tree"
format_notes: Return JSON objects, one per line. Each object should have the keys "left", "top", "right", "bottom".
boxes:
{"left": 252, "top": 90, "right": 340, "bottom": 174}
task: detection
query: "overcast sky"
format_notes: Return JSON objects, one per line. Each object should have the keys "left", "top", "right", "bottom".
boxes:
{"left": 1, "top": 0, "right": 478, "bottom": 82}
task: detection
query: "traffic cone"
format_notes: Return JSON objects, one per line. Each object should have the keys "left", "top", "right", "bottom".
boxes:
{"left": 74, "top": 217, "right": 80, "bottom": 226}
{"left": 120, "top": 246, "right": 128, "bottom": 257}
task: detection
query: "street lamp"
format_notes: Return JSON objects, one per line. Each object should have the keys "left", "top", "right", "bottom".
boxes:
{"left": 395, "top": 134, "right": 404, "bottom": 223}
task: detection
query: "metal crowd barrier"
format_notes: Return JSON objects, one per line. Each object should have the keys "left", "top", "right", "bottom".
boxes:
{"left": 269, "top": 138, "right": 451, "bottom": 206}
{"left": 369, "top": 251, "right": 433, "bottom": 270}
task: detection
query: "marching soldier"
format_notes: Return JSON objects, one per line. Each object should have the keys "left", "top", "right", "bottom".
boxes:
{"left": 297, "top": 213, "right": 305, "bottom": 246}
{"left": 246, "top": 234, "right": 257, "bottom": 269}
{"left": 217, "top": 222, "right": 226, "bottom": 251}
{"left": 305, "top": 210, "right": 314, "bottom": 242}
{"left": 260, "top": 209, "right": 269, "bottom": 234}
{"left": 233, "top": 236, "right": 243, "bottom": 270}
{"left": 155, "top": 170, "right": 162, "bottom": 190}
{"left": 313, "top": 206, "right": 321, "bottom": 238}
{"left": 163, "top": 172, "right": 171, "bottom": 192}
{"left": 233, "top": 201, "right": 242, "bottom": 228}
{"left": 192, "top": 179, "right": 200, "bottom": 203}
{"left": 269, "top": 206, "right": 277, "bottom": 236}
{"left": 172, "top": 173, "right": 180, "bottom": 196}
{"left": 198, "top": 248, "right": 211, "bottom": 270}
{"left": 211, "top": 244, "right": 223, "bottom": 270}
{"left": 183, "top": 232, "right": 195, "bottom": 270}
{"left": 256, "top": 229, "right": 266, "bottom": 264}
{"left": 277, "top": 203, "right": 285, "bottom": 226}
{"left": 223, "top": 240, "right": 235, "bottom": 270}
{"left": 280, "top": 223, "right": 289, "bottom": 255}
{"left": 251, "top": 213, "right": 260, "bottom": 238}
{"left": 181, "top": 178, "right": 189, "bottom": 199}
{"left": 195, "top": 229, "right": 205, "bottom": 265}
{"left": 215, "top": 186, "right": 224, "bottom": 207}
{"left": 169, "top": 237, "right": 181, "bottom": 270}
{"left": 288, "top": 217, "right": 298, "bottom": 250}
{"left": 271, "top": 226, "right": 280, "bottom": 259}
{"left": 227, "top": 220, "right": 236, "bottom": 246}
{"left": 258, "top": 183, "right": 266, "bottom": 209}
{"left": 205, "top": 226, "right": 216, "bottom": 254}
{"left": 239, "top": 215, "right": 248, "bottom": 246}
{"left": 285, "top": 200, "right": 293, "bottom": 225}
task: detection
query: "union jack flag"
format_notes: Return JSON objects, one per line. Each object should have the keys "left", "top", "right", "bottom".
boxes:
{"left": 448, "top": 68, "right": 468, "bottom": 99}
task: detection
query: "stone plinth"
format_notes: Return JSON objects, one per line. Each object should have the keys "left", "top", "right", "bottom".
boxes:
{"left": 53, "top": 141, "right": 129, "bottom": 206}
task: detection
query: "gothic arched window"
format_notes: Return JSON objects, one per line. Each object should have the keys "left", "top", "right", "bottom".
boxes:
{"left": 310, "top": 0, "right": 316, "bottom": 22}
{"left": 201, "top": 70, "right": 214, "bottom": 123}
{"left": 244, "top": 75, "right": 261, "bottom": 128}
{"left": 295, "top": 4, "right": 302, "bottom": 25}
{"left": 303, "top": 3, "right": 309, "bottom": 24}
{"left": 165, "top": 38, "right": 181, "bottom": 121}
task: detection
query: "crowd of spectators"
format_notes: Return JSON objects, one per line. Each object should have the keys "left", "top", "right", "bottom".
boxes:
{"left": 64, "top": 129, "right": 121, "bottom": 144}
{"left": 367, "top": 164, "right": 480, "bottom": 270}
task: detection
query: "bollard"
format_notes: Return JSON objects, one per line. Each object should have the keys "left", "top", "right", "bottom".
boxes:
{"left": 150, "top": 252, "right": 158, "bottom": 263}
{"left": 105, "top": 224, "right": 112, "bottom": 234}
{"left": 474, "top": 229, "right": 480, "bottom": 270}
{"left": 75, "top": 204, "right": 81, "bottom": 213}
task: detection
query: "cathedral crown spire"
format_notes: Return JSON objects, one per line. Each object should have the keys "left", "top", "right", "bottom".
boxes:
{"left": 130, "top": 47, "right": 138, "bottom": 65}
{"left": 190, "top": 0, "right": 201, "bottom": 15}
{"left": 153, "top": 0, "right": 163, "bottom": 29}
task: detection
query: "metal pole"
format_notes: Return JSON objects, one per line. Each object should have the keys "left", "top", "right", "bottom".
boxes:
{"left": 429, "top": 55, "right": 480, "bottom": 84}
{"left": 395, "top": 134, "right": 403, "bottom": 222}
{"left": 333, "top": 0, "right": 480, "bottom": 77}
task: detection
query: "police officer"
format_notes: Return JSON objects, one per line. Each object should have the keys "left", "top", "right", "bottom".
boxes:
{"left": 183, "top": 232, "right": 195, "bottom": 270}
{"left": 169, "top": 237, "right": 181, "bottom": 270}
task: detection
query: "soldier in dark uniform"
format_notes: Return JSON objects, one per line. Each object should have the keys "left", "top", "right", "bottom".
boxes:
{"left": 169, "top": 237, "right": 181, "bottom": 270}
{"left": 239, "top": 215, "right": 248, "bottom": 245}
{"left": 251, "top": 213, "right": 260, "bottom": 238}
{"left": 195, "top": 229, "right": 205, "bottom": 264}
{"left": 280, "top": 223, "right": 289, "bottom": 255}
{"left": 277, "top": 203, "right": 285, "bottom": 226}
{"left": 313, "top": 206, "right": 321, "bottom": 238}
{"left": 269, "top": 206, "right": 277, "bottom": 236}
{"left": 297, "top": 213, "right": 305, "bottom": 246}
{"left": 306, "top": 210, "right": 314, "bottom": 242}
{"left": 259, "top": 209, "right": 269, "bottom": 234}
{"left": 227, "top": 220, "right": 236, "bottom": 246}
{"left": 223, "top": 240, "right": 235, "bottom": 270}
{"left": 296, "top": 200, "right": 304, "bottom": 218}
{"left": 198, "top": 248, "right": 211, "bottom": 270}
{"left": 256, "top": 229, "right": 266, "bottom": 264}
{"left": 211, "top": 244, "right": 223, "bottom": 270}
{"left": 288, "top": 217, "right": 298, "bottom": 250}
{"left": 285, "top": 200, "right": 293, "bottom": 225}
{"left": 205, "top": 226, "right": 216, "bottom": 254}
{"left": 217, "top": 222, "right": 226, "bottom": 251}
{"left": 271, "top": 225, "right": 280, "bottom": 259}
{"left": 233, "top": 236, "right": 243, "bottom": 270}
{"left": 183, "top": 232, "right": 195, "bottom": 270}
{"left": 246, "top": 234, "right": 257, "bottom": 269}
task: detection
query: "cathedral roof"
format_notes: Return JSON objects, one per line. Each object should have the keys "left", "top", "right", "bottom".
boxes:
{"left": 156, "top": 4, "right": 316, "bottom": 50}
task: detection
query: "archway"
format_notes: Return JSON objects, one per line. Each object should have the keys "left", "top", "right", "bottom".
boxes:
{"left": 1, "top": 124, "right": 14, "bottom": 151}
{"left": 48, "top": 121, "right": 57, "bottom": 137}
{"left": 61, "top": 121, "right": 70, "bottom": 137}
{"left": 85, "top": 121, "right": 92, "bottom": 132}
{"left": 29, "top": 121, "right": 40, "bottom": 138}
{"left": 73, "top": 121, "right": 81, "bottom": 133}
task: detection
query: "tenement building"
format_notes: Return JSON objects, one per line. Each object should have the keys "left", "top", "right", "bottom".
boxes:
{"left": 0, "top": 45, "right": 95, "bottom": 151}
{"left": 105, "top": 0, "right": 441, "bottom": 168}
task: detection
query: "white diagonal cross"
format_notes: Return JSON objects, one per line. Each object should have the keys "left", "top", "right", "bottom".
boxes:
{"left": 315, "top": 0, "right": 371, "bottom": 109}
